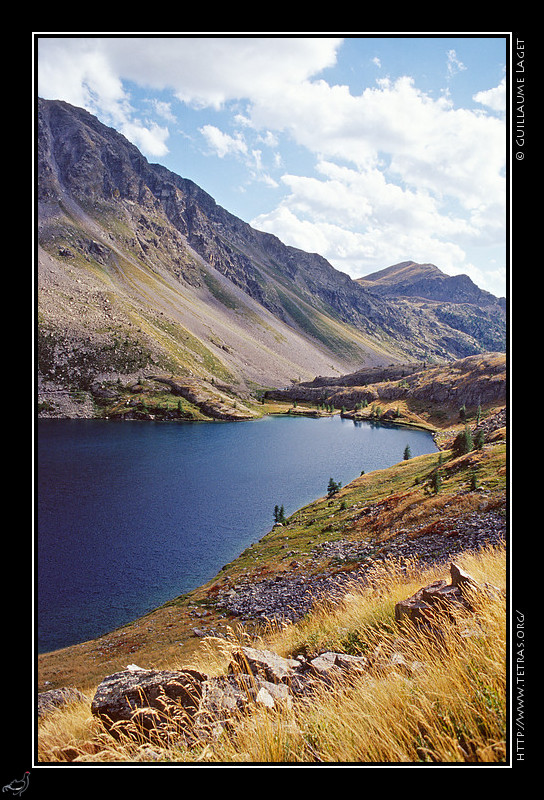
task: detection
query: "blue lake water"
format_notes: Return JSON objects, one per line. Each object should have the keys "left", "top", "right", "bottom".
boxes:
{"left": 36, "top": 415, "right": 437, "bottom": 653}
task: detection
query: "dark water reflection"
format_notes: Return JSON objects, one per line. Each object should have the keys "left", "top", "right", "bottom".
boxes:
{"left": 37, "top": 415, "right": 437, "bottom": 652}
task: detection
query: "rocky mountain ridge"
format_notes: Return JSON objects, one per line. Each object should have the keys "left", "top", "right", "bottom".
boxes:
{"left": 37, "top": 98, "right": 506, "bottom": 418}
{"left": 266, "top": 351, "right": 506, "bottom": 425}
{"left": 357, "top": 260, "right": 505, "bottom": 308}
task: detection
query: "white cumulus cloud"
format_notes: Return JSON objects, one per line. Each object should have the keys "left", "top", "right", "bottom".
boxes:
{"left": 473, "top": 76, "right": 507, "bottom": 112}
{"left": 36, "top": 36, "right": 507, "bottom": 295}
{"left": 200, "top": 125, "right": 248, "bottom": 158}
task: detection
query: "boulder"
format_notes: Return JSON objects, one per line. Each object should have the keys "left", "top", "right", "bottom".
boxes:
{"left": 394, "top": 562, "right": 498, "bottom": 627}
{"left": 38, "top": 687, "right": 89, "bottom": 718}
{"left": 308, "top": 652, "right": 343, "bottom": 683}
{"left": 308, "top": 651, "right": 368, "bottom": 684}
{"left": 90, "top": 668, "right": 206, "bottom": 741}
{"left": 228, "top": 646, "right": 302, "bottom": 684}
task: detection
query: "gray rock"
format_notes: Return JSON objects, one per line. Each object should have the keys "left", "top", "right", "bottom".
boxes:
{"left": 394, "top": 562, "right": 496, "bottom": 627}
{"left": 91, "top": 668, "right": 206, "bottom": 740}
{"left": 229, "top": 647, "right": 302, "bottom": 684}
{"left": 37, "top": 687, "right": 89, "bottom": 718}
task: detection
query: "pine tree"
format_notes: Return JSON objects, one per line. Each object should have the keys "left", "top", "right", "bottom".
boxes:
{"left": 430, "top": 469, "right": 441, "bottom": 494}
{"left": 453, "top": 424, "right": 473, "bottom": 457}
{"left": 327, "top": 477, "right": 342, "bottom": 497}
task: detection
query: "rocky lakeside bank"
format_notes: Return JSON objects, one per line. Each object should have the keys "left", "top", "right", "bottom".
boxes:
{"left": 37, "top": 374, "right": 261, "bottom": 422}
{"left": 37, "top": 401, "right": 506, "bottom": 700}
{"left": 206, "top": 509, "right": 505, "bottom": 626}
{"left": 37, "top": 353, "right": 506, "bottom": 426}
{"left": 38, "top": 556, "right": 506, "bottom": 761}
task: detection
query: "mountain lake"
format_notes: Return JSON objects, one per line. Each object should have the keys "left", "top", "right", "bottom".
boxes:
{"left": 36, "top": 414, "right": 438, "bottom": 653}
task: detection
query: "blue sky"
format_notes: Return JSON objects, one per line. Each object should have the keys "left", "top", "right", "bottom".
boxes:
{"left": 36, "top": 35, "right": 508, "bottom": 297}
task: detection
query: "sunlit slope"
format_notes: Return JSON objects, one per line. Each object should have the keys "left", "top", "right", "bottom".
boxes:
{"left": 37, "top": 98, "right": 506, "bottom": 416}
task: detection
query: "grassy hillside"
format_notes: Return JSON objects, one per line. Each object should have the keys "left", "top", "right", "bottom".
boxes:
{"left": 37, "top": 546, "right": 506, "bottom": 764}
{"left": 37, "top": 397, "right": 507, "bottom": 763}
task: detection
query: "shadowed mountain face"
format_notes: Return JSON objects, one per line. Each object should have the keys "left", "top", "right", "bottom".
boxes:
{"left": 36, "top": 98, "right": 506, "bottom": 413}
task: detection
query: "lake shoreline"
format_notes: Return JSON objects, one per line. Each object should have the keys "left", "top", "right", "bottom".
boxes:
{"left": 37, "top": 413, "right": 440, "bottom": 656}
{"left": 36, "top": 425, "right": 506, "bottom": 693}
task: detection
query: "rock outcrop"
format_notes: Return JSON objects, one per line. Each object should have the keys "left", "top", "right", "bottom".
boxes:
{"left": 394, "top": 562, "right": 501, "bottom": 627}
{"left": 87, "top": 647, "right": 373, "bottom": 748}
{"left": 267, "top": 353, "right": 506, "bottom": 414}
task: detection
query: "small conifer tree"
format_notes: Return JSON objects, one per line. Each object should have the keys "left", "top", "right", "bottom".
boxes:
{"left": 453, "top": 424, "right": 473, "bottom": 457}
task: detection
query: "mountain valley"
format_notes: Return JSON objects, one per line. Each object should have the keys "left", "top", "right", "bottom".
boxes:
{"left": 36, "top": 98, "right": 506, "bottom": 420}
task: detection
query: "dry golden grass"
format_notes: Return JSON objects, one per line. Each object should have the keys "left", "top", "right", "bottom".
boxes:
{"left": 38, "top": 545, "right": 507, "bottom": 764}
{"left": 205, "top": 546, "right": 507, "bottom": 764}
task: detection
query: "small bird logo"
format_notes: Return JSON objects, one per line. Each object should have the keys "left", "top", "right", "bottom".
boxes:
{"left": 2, "top": 773, "right": 30, "bottom": 797}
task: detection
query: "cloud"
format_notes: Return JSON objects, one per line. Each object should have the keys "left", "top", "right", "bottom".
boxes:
{"left": 38, "top": 36, "right": 342, "bottom": 111}
{"left": 251, "top": 130, "right": 505, "bottom": 288}
{"left": 244, "top": 74, "right": 505, "bottom": 204}
{"left": 119, "top": 120, "right": 170, "bottom": 157}
{"left": 199, "top": 124, "right": 278, "bottom": 189}
{"left": 247, "top": 74, "right": 505, "bottom": 276}
{"left": 36, "top": 36, "right": 506, "bottom": 294}
{"left": 149, "top": 99, "right": 177, "bottom": 122}
{"left": 473, "top": 76, "right": 507, "bottom": 113}
{"left": 200, "top": 125, "right": 248, "bottom": 158}
{"left": 446, "top": 49, "right": 467, "bottom": 78}
{"left": 37, "top": 36, "right": 343, "bottom": 160}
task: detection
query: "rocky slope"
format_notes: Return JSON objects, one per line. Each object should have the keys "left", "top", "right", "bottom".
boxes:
{"left": 36, "top": 99, "right": 506, "bottom": 419}
{"left": 266, "top": 351, "right": 506, "bottom": 428}
{"left": 45, "top": 549, "right": 502, "bottom": 757}
{"left": 38, "top": 543, "right": 506, "bottom": 763}
{"left": 357, "top": 261, "right": 506, "bottom": 356}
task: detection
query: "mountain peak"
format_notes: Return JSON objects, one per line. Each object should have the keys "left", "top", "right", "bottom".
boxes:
{"left": 357, "top": 260, "right": 503, "bottom": 307}
{"left": 358, "top": 261, "right": 443, "bottom": 286}
{"left": 37, "top": 99, "right": 506, "bottom": 418}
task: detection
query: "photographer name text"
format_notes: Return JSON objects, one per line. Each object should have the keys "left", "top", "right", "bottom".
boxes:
{"left": 515, "top": 38, "right": 525, "bottom": 158}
